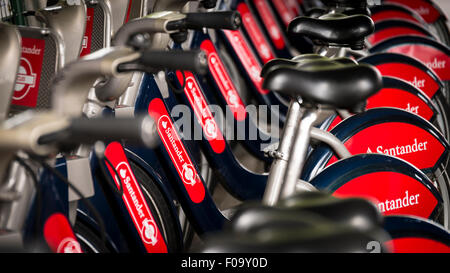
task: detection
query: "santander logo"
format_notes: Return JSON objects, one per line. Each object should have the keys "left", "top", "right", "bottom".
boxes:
{"left": 201, "top": 39, "right": 247, "bottom": 121}
{"left": 14, "top": 57, "right": 37, "bottom": 100}
{"left": 105, "top": 142, "right": 168, "bottom": 252}
{"left": 240, "top": 8, "right": 272, "bottom": 61}
{"left": 158, "top": 115, "right": 201, "bottom": 188}
{"left": 208, "top": 52, "right": 244, "bottom": 112}
{"left": 182, "top": 163, "right": 197, "bottom": 186}
{"left": 223, "top": 30, "right": 268, "bottom": 94}
{"left": 209, "top": 54, "right": 240, "bottom": 109}
{"left": 116, "top": 162, "right": 149, "bottom": 220}
{"left": 141, "top": 218, "right": 158, "bottom": 246}
{"left": 57, "top": 238, "right": 82, "bottom": 253}
{"left": 253, "top": 0, "right": 285, "bottom": 50}
{"left": 178, "top": 72, "right": 226, "bottom": 153}
{"left": 366, "top": 138, "right": 428, "bottom": 157}
{"left": 149, "top": 98, "right": 206, "bottom": 203}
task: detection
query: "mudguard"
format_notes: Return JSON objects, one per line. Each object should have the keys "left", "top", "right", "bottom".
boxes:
{"left": 369, "top": 36, "right": 450, "bottom": 84}
{"left": 303, "top": 107, "right": 449, "bottom": 178}
{"left": 370, "top": 4, "right": 426, "bottom": 25}
{"left": 324, "top": 76, "right": 443, "bottom": 132}
{"left": 308, "top": 153, "right": 443, "bottom": 222}
{"left": 359, "top": 52, "right": 445, "bottom": 100}
{"left": 368, "top": 19, "right": 435, "bottom": 46}
{"left": 367, "top": 77, "right": 438, "bottom": 123}
{"left": 383, "top": 0, "right": 447, "bottom": 24}
{"left": 383, "top": 215, "right": 450, "bottom": 253}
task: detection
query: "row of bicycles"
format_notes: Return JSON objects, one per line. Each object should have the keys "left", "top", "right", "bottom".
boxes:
{"left": 0, "top": 0, "right": 449, "bottom": 253}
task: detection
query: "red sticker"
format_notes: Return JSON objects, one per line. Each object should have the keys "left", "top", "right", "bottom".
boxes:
{"left": 253, "top": 0, "right": 286, "bottom": 50}
{"left": 386, "top": 44, "right": 450, "bottom": 81}
{"left": 285, "top": 0, "right": 300, "bottom": 16}
{"left": 12, "top": 37, "right": 45, "bottom": 108}
{"left": 79, "top": 7, "right": 94, "bottom": 57}
{"left": 272, "top": 0, "right": 296, "bottom": 27}
{"left": 386, "top": 0, "right": 441, "bottom": 23}
{"left": 371, "top": 10, "right": 422, "bottom": 24}
{"left": 43, "top": 213, "right": 82, "bottom": 253}
{"left": 237, "top": 3, "right": 275, "bottom": 64}
{"left": 148, "top": 98, "right": 206, "bottom": 203}
{"left": 327, "top": 122, "right": 446, "bottom": 171}
{"left": 375, "top": 62, "right": 440, "bottom": 99}
{"left": 104, "top": 142, "right": 168, "bottom": 253}
{"left": 223, "top": 30, "right": 269, "bottom": 94}
{"left": 334, "top": 172, "right": 439, "bottom": 219}
{"left": 124, "top": 0, "right": 133, "bottom": 23}
{"left": 200, "top": 39, "right": 247, "bottom": 121}
{"left": 386, "top": 238, "right": 450, "bottom": 253}
{"left": 176, "top": 71, "right": 226, "bottom": 154}
{"left": 369, "top": 27, "right": 428, "bottom": 46}
{"left": 366, "top": 88, "right": 434, "bottom": 121}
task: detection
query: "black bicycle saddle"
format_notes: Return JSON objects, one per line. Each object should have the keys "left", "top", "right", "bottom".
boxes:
{"left": 201, "top": 227, "right": 388, "bottom": 253}
{"left": 279, "top": 192, "right": 383, "bottom": 232}
{"left": 230, "top": 192, "right": 382, "bottom": 234}
{"left": 260, "top": 55, "right": 357, "bottom": 77}
{"left": 262, "top": 60, "right": 382, "bottom": 109}
{"left": 287, "top": 13, "right": 374, "bottom": 50}
{"left": 228, "top": 204, "right": 333, "bottom": 234}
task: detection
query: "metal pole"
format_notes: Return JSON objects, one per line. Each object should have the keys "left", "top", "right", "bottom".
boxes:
{"left": 262, "top": 100, "right": 303, "bottom": 206}
{"left": 280, "top": 107, "right": 318, "bottom": 200}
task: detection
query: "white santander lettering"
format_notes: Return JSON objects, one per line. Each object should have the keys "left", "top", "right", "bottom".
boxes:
{"left": 373, "top": 138, "right": 428, "bottom": 157}
{"left": 408, "top": 77, "right": 425, "bottom": 89}
{"left": 405, "top": 103, "right": 419, "bottom": 114}
{"left": 377, "top": 191, "right": 420, "bottom": 213}
{"left": 425, "top": 58, "right": 446, "bottom": 69}
{"left": 22, "top": 45, "right": 42, "bottom": 56}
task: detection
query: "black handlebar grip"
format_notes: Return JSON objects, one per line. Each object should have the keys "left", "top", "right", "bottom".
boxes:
{"left": 184, "top": 11, "right": 241, "bottom": 30}
{"left": 38, "top": 116, "right": 159, "bottom": 148}
{"left": 135, "top": 49, "right": 208, "bottom": 75}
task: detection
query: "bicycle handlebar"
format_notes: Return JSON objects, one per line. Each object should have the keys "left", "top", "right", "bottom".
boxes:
{"left": 183, "top": 11, "right": 241, "bottom": 30}
{"left": 117, "top": 49, "right": 208, "bottom": 75}
{"left": 37, "top": 115, "right": 159, "bottom": 149}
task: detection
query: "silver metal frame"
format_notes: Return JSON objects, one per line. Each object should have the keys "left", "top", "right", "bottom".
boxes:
{"left": 0, "top": 23, "right": 21, "bottom": 122}
{"left": 263, "top": 100, "right": 353, "bottom": 206}
{"left": 52, "top": 46, "right": 140, "bottom": 117}
{"left": 35, "top": 1, "right": 87, "bottom": 64}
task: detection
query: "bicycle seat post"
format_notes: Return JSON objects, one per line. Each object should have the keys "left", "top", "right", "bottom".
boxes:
{"left": 262, "top": 100, "right": 302, "bottom": 206}
{"left": 279, "top": 103, "right": 320, "bottom": 201}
